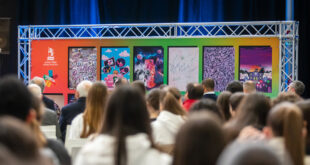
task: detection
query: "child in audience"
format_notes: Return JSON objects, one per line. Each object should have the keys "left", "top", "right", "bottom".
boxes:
{"left": 217, "top": 91, "right": 232, "bottom": 121}
{"left": 75, "top": 86, "right": 171, "bottom": 165}
{"left": 228, "top": 92, "right": 245, "bottom": 118}
{"left": 69, "top": 82, "right": 108, "bottom": 139}
{"left": 264, "top": 102, "right": 304, "bottom": 165}
{"left": 173, "top": 111, "right": 225, "bottom": 165}
{"left": 183, "top": 83, "right": 204, "bottom": 111}
{"left": 146, "top": 88, "right": 162, "bottom": 121}
{"left": 189, "top": 98, "right": 224, "bottom": 120}
{"left": 152, "top": 87, "right": 187, "bottom": 153}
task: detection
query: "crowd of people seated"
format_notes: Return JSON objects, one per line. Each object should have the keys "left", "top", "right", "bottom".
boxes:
{"left": 0, "top": 74, "right": 309, "bottom": 165}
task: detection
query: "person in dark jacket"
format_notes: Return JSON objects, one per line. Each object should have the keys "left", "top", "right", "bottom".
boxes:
{"left": 202, "top": 78, "right": 217, "bottom": 101}
{"left": 59, "top": 80, "right": 92, "bottom": 141}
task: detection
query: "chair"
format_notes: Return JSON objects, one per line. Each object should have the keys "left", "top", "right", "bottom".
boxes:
{"left": 40, "top": 125, "right": 57, "bottom": 140}
{"left": 65, "top": 138, "right": 87, "bottom": 162}
{"left": 65, "top": 125, "right": 71, "bottom": 143}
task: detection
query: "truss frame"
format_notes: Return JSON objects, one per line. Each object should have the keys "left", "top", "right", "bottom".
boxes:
{"left": 18, "top": 21, "right": 299, "bottom": 92}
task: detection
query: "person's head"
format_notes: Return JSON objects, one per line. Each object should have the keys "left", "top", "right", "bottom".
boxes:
{"left": 229, "top": 92, "right": 245, "bottom": 118}
{"left": 27, "top": 84, "right": 42, "bottom": 99}
{"left": 0, "top": 76, "right": 33, "bottom": 122}
{"left": 114, "top": 77, "right": 129, "bottom": 88}
{"left": 217, "top": 91, "right": 232, "bottom": 121}
{"left": 76, "top": 80, "right": 93, "bottom": 98}
{"left": 30, "top": 76, "right": 45, "bottom": 93}
{"left": 272, "top": 92, "right": 302, "bottom": 107}
{"left": 190, "top": 99, "right": 224, "bottom": 120}
{"left": 131, "top": 80, "right": 146, "bottom": 97}
{"left": 296, "top": 99, "right": 310, "bottom": 141}
{"left": 226, "top": 80, "right": 243, "bottom": 93}
{"left": 101, "top": 86, "right": 153, "bottom": 165}
{"left": 159, "top": 84, "right": 168, "bottom": 90}
{"left": 217, "top": 141, "right": 287, "bottom": 165}
{"left": 0, "top": 117, "right": 49, "bottom": 165}
{"left": 264, "top": 102, "right": 304, "bottom": 165}
{"left": 243, "top": 81, "right": 256, "bottom": 94}
{"left": 81, "top": 82, "right": 108, "bottom": 138}
{"left": 288, "top": 80, "right": 305, "bottom": 96}
{"left": 173, "top": 111, "right": 225, "bottom": 165}
{"left": 202, "top": 78, "right": 215, "bottom": 92}
{"left": 186, "top": 83, "right": 204, "bottom": 100}
{"left": 160, "top": 87, "right": 186, "bottom": 116}
{"left": 146, "top": 88, "right": 162, "bottom": 119}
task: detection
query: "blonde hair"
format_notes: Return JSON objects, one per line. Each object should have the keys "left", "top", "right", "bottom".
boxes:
{"left": 80, "top": 82, "right": 108, "bottom": 138}
{"left": 268, "top": 102, "right": 304, "bottom": 165}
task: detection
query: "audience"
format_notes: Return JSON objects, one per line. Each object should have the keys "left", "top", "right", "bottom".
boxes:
{"left": 223, "top": 93, "right": 271, "bottom": 143}
{"left": 68, "top": 82, "right": 108, "bottom": 139}
{"left": 152, "top": 87, "right": 186, "bottom": 153}
{"left": 264, "top": 102, "right": 304, "bottom": 165}
{"left": 114, "top": 77, "right": 129, "bottom": 88}
{"left": 30, "top": 76, "right": 58, "bottom": 111}
{"left": 202, "top": 78, "right": 217, "bottom": 101}
{"left": 226, "top": 80, "right": 243, "bottom": 93}
{"left": 288, "top": 80, "right": 306, "bottom": 97}
{"left": 229, "top": 92, "right": 245, "bottom": 118}
{"left": 243, "top": 80, "right": 256, "bottom": 94}
{"left": 146, "top": 88, "right": 162, "bottom": 121}
{"left": 75, "top": 86, "right": 171, "bottom": 165}
{"left": 217, "top": 91, "right": 232, "bottom": 121}
{"left": 59, "top": 80, "right": 92, "bottom": 141}
{"left": 189, "top": 98, "right": 224, "bottom": 120}
{"left": 173, "top": 111, "right": 225, "bottom": 165}
{"left": 272, "top": 92, "right": 303, "bottom": 106}
{"left": 296, "top": 100, "right": 310, "bottom": 156}
{"left": 28, "top": 84, "right": 62, "bottom": 140}
{"left": 131, "top": 80, "right": 146, "bottom": 96}
{"left": 183, "top": 83, "right": 204, "bottom": 111}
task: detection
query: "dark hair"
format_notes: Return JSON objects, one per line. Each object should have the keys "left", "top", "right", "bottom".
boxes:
{"left": 217, "top": 91, "right": 232, "bottom": 121}
{"left": 0, "top": 117, "right": 46, "bottom": 164}
{"left": 160, "top": 87, "right": 186, "bottom": 116}
{"left": 229, "top": 92, "right": 245, "bottom": 111}
{"left": 272, "top": 92, "right": 302, "bottom": 106}
{"left": 290, "top": 80, "right": 305, "bottom": 96}
{"left": 101, "top": 86, "right": 154, "bottom": 165}
{"left": 226, "top": 80, "right": 243, "bottom": 93}
{"left": 223, "top": 93, "right": 270, "bottom": 143}
{"left": 190, "top": 99, "right": 224, "bottom": 120}
{"left": 173, "top": 111, "right": 225, "bottom": 165}
{"left": 202, "top": 78, "right": 215, "bottom": 90}
{"left": 131, "top": 80, "right": 146, "bottom": 96}
{"left": 146, "top": 88, "right": 162, "bottom": 111}
{"left": 186, "top": 83, "right": 204, "bottom": 99}
{"left": 0, "top": 76, "right": 33, "bottom": 121}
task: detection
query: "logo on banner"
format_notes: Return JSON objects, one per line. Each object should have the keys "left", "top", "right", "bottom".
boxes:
{"left": 44, "top": 47, "right": 58, "bottom": 66}
{"left": 43, "top": 70, "right": 58, "bottom": 87}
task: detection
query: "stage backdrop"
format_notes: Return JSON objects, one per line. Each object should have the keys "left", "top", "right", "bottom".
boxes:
{"left": 31, "top": 37, "right": 279, "bottom": 104}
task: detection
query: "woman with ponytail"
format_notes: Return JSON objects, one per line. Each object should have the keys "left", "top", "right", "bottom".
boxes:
{"left": 152, "top": 87, "right": 187, "bottom": 153}
{"left": 264, "top": 102, "right": 304, "bottom": 165}
{"left": 75, "top": 86, "right": 171, "bottom": 165}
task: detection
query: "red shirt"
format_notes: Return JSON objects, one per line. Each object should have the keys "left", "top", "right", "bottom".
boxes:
{"left": 183, "top": 99, "right": 197, "bottom": 112}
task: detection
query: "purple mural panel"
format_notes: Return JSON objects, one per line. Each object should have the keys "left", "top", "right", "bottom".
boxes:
{"left": 203, "top": 47, "right": 235, "bottom": 92}
{"left": 239, "top": 46, "right": 272, "bottom": 93}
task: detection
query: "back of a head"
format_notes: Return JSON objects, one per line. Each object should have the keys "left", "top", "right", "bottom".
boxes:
{"left": 0, "top": 117, "right": 47, "bottom": 164}
{"left": 272, "top": 92, "right": 302, "bottom": 106}
{"left": 76, "top": 80, "right": 93, "bottom": 97}
{"left": 160, "top": 87, "right": 185, "bottom": 116}
{"left": 28, "top": 84, "right": 42, "bottom": 98}
{"left": 114, "top": 77, "right": 128, "bottom": 88}
{"left": 146, "top": 88, "right": 162, "bottom": 111}
{"left": 267, "top": 102, "right": 304, "bottom": 165}
{"left": 243, "top": 81, "right": 256, "bottom": 94}
{"left": 289, "top": 80, "right": 305, "bottom": 96}
{"left": 131, "top": 80, "right": 146, "bottom": 96}
{"left": 30, "top": 76, "right": 45, "bottom": 93}
{"left": 186, "top": 83, "right": 204, "bottom": 100}
{"left": 217, "top": 91, "right": 232, "bottom": 121}
{"left": 234, "top": 93, "right": 271, "bottom": 130}
{"left": 0, "top": 76, "right": 33, "bottom": 121}
{"left": 202, "top": 78, "right": 215, "bottom": 91}
{"left": 296, "top": 99, "right": 310, "bottom": 139}
{"left": 226, "top": 80, "right": 243, "bottom": 93}
{"left": 173, "top": 111, "right": 224, "bottom": 165}
{"left": 217, "top": 141, "right": 286, "bottom": 165}
{"left": 229, "top": 92, "right": 245, "bottom": 111}
{"left": 190, "top": 99, "right": 223, "bottom": 120}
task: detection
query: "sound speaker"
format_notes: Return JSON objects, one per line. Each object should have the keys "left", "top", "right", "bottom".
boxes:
{"left": 0, "top": 18, "right": 10, "bottom": 55}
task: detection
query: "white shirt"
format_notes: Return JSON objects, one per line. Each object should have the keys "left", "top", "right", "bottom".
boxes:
{"left": 152, "top": 111, "right": 186, "bottom": 145}
{"left": 68, "top": 113, "right": 84, "bottom": 139}
{"left": 203, "top": 91, "right": 215, "bottom": 95}
{"left": 75, "top": 133, "right": 171, "bottom": 165}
